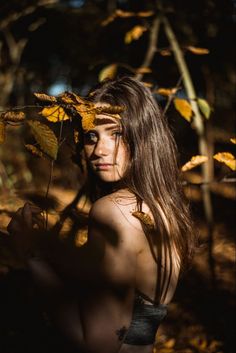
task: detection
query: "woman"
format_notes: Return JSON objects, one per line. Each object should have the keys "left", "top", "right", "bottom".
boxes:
{"left": 7, "top": 76, "right": 195, "bottom": 353}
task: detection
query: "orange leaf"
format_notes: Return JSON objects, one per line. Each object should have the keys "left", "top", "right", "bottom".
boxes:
{"left": 125, "top": 25, "right": 147, "bottom": 44}
{"left": 181, "top": 155, "right": 208, "bottom": 172}
{"left": 1, "top": 111, "right": 25, "bottom": 122}
{"left": 174, "top": 98, "right": 192, "bottom": 122}
{"left": 137, "top": 11, "right": 154, "bottom": 17}
{"left": 213, "top": 152, "right": 236, "bottom": 171}
{"left": 230, "top": 137, "right": 236, "bottom": 144}
{"left": 186, "top": 46, "right": 210, "bottom": 55}
{"left": 40, "top": 106, "right": 70, "bottom": 122}
{"left": 115, "top": 9, "right": 135, "bottom": 18}
{"left": 135, "top": 67, "right": 152, "bottom": 74}
{"left": 156, "top": 88, "right": 178, "bottom": 96}
{"left": 34, "top": 92, "right": 57, "bottom": 103}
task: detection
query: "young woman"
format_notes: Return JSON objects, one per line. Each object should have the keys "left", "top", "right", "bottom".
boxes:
{"left": 7, "top": 76, "right": 195, "bottom": 353}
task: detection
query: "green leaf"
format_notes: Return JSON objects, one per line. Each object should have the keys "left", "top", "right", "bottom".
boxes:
{"left": 197, "top": 98, "right": 211, "bottom": 119}
{"left": 27, "top": 120, "right": 58, "bottom": 160}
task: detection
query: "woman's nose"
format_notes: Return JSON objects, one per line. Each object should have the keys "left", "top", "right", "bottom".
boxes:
{"left": 93, "top": 138, "right": 110, "bottom": 157}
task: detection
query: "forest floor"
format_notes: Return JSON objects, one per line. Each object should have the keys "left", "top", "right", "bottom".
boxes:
{"left": 0, "top": 163, "right": 235, "bottom": 353}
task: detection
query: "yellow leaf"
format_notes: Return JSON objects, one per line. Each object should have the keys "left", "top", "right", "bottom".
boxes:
{"left": 27, "top": 120, "right": 58, "bottom": 160}
{"left": 74, "top": 106, "right": 96, "bottom": 132}
{"left": 40, "top": 106, "right": 70, "bottom": 122}
{"left": 115, "top": 9, "right": 135, "bottom": 18}
{"left": 34, "top": 92, "right": 57, "bottom": 103}
{"left": 125, "top": 25, "right": 147, "bottom": 44}
{"left": 186, "top": 46, "right": 210, "bottom": 54}
{"left": 132, "top": 211, "right": 154, "bottom": 229}
{"left": 181, "top": 155, "right": 208, "bottom": 172}
{"left": 230, "top": 137, "right": 236, "bottom": 144}
{"left": 101, "top": 13, "right": 117, "bottom": 26}
{"left": 99, "top": 63, "right": 118, "bottom": 82}
{"left": 213, "top": 152, "right": 236, "bottom": 171}
{"left": 25, "top": 144, "right": 44, "bottom": 158}
{"left": 0, "top": 121, "right": 6, "bottom": 144}
{"left": 135, "top": 67, "right": 152, "bottom": 74}
{"left": 137, "top": 11, "right": 154, "bottom": 17}
{"left": 75, "top": 228, "right": 88, "bottom": 247}
{"left": 174, "top": 98, "right": 192, "bottom": 122}
{"left": 163, "top": 338, "right": 175, "bottom": 348}
{"left": 159, "top": 49, "right": 172, "bottom": 56}
{"left": 197, "top": 98, "right": 211, "bottom": 119}
{"left": 1, "top": 111, "right": 25, "bottom": 122}
{"left": 141, "top": 82, "right": 153, "bottom": 88}
{"left": 156, "top": 88, "right": 178, "bottom": 96}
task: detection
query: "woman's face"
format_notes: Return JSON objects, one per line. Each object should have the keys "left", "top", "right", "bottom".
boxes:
{"left": 83, "top": 113, "right": 128, "bottom": 183}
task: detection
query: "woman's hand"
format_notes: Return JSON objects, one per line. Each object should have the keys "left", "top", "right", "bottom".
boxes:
{"left": 7, "top": 202, "right": 45, "bottom": 265}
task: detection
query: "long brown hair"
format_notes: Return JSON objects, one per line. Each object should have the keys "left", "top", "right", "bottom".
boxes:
{"left": 82, "top": 76, "right": 195, "bottom": 302}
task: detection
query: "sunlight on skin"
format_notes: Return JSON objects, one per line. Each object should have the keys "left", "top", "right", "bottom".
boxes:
{"left": 83, "top": 111, "right": 129, "bottom": 183}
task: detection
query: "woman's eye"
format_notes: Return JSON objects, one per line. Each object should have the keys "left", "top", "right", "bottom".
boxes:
{"left": 112, "top": 131, "right": 123, "bottom": 138}
{"left": 84, "top": 132, "right": 97, "bottom": 143}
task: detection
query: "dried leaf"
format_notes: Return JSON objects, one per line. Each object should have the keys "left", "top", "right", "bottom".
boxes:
{"left": 75, "top": 106, "right": 96, "bottom": 132}
{"left": 101, "top": 13, "right": 117, "bottom": 26}
{"left": 213, "top": 152, "right": 236, "bottom": 171}
{"left": 125, "top": 25, "right": 147, "bottom": 44}
{"left": 174, "top": 98, "right": 192, "bottom": 122}
{"left": 141, "top": 82, "right": 153, "bottom": 88}
{"left": 163, "top": 338, "right": 176, "bottom": 348}
{"left": 99, "top": 63, "right": 118, "bottom": 82}
{"left": 186, "top": 46, "right": 210, "bottom": 55}
{"left": 25, "top": 144, "right": 44, "bottom": 158}
{"left": 40, "top": 106, "right": 70, "bottom": 122}
{"left": 0, "top": 121, "right": 6, "bottom": 144}
{"left": 75, "top": 228, "right": 88, "bottom": 247}
{"left": 156, "top": 88, "right": 178, "bottom": 96}
{"left": 115, "top": 9, "right": 135, "bottom": 18}
{"left": 1, "top": 111, "right": 25, "bottom": 122}
{"left": 132, "top": 211, "right": 154, "bottom": 228}
{"left": 137, "top": 11, "right": 154, "bottom": 17}
{"left": 34, "top": 92, "right": 57, "bottom": 103}
{"left": 230, "top": 137, "right": 236, "bottom": 144}
{"left": 135, "top": 67, "right": 152, "bottom": 74}
{"left": 96, "top": 105, "right": 124, "bottom": 115}
{"left": 181, "top": 155, "right": 208, "bottom": 172}
{"left": 159, "top": 49, "right": 172, "bottom": 56}
{"left": 27, "top": 120, "right": 58, "bottom": 160}
{"left": 74, "top": 130, "right": 79, "bottom": 144}
{"left": 197, "top": 98, "right": 211, "bottom": 119}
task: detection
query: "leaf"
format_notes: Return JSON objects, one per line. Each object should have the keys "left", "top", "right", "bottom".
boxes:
{"left": 213, "top": 152, "right": 236, "bottom": 171}
{"left": 101, "top": 13, "right": 117, "bottom": 26}
{"left": 159, "top": 49, "right": 172, "bottom": 56}
{"left": 75, "top": 106, "right": 96, "bottom": 132}
{"left": 141, "top": 82, "right": 153, "bottom": 88}
{"left": 99, "top": 63, "right": 118, "bottom": 82}
{"left": 186, "top": 46, "right": 210, "bottom": 54}
{"left": 135, "top": 67, "right": 152, "bottom": 74}
{"left": 75, "top": 228, "right": 88, "bottom": 247}
{"left": 137, "top": 11, "right": 154, "bottom": 17}
{"left": 132, "top": 211, "right": 154, "bottom": 229}
{"left": 115, "top": 9, "right": 135, "bottom": 18}
{"left": 125, "top": 25, "right": 147, "bottom": 44}
{"left": 40, "top": 106, "right": 70, "bottom": 122}
{"left": 0, "top": 121, "right": 6, "bottom": 144}
{"left": 174, "top": 98, "right": 192, "bottom": 122}
{"left": 181, "top": 155, "right": 208, "bottom": 172}
{"left": 25, "top": 144, "right": 44, "bottom": 158}
{"left": 27, "top": 120, "right": 58, "bottom": 160}
{"left": 73, "top": 130, "right": 79, "bottom": 144}
{"left": 1, "top": 111, "right": 25, "bottom": 122}
{"left": 197, "top": 98, "right": 211, "bottom": 119}
{"left": 156, "top": 88, "right": 178, "bottom": 96}
{"left": 230, "top": 137, "right": 236, "bottom": 144}
{"left": 34, "top": 92, "right": 57, "bottom": 103}
{"left": 164, "top": 338, "right": 176, "bottom": 348}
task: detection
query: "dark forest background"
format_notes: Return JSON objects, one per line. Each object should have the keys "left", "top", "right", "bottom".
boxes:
{"left": 0, "top": 1, "right": 235, "bottom": 353}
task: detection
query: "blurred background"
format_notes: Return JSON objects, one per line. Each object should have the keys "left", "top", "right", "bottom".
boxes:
{"left": 0, "top": 1, "right": 235, "bottom": 353}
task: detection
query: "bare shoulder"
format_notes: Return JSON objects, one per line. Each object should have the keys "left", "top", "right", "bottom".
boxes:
{"left": 89, "top": 189, "right": 144, "bottom": 234}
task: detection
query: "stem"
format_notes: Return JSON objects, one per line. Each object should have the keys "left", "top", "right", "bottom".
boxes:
{"left": 162, "top": 15, "right": 216, "bottom": 287}
{"left": 135, "top": 15, "right": 161, "bottom": 81}
{"left": 45, "top": 160, "right": 54, "bottom": 230}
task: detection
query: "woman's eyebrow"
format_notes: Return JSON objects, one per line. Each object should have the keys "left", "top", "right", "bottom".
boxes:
{"left": 94, "top": 117, "right": 119, "bottom": 125}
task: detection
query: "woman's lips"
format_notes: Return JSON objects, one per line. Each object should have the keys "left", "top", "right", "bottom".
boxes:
{"left": 95, "top": 163, "right": 114, "bottom": 170}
